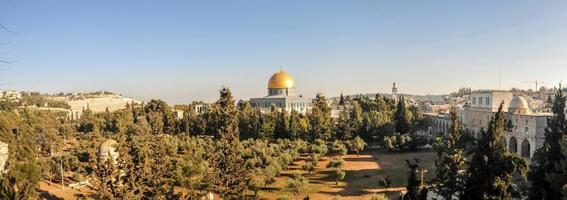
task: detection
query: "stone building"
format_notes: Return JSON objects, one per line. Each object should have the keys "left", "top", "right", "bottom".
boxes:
{"left": 0, "top": 141, "right": 7, "bottom": 174}
{"left": 250, "top": 70, "right": 312, "bottom": 114}
{"left": 424, "top": 112, "right": 452, "bottom": 137}
{"left": 426, "top": 90, "right": 551, "bottom": 159}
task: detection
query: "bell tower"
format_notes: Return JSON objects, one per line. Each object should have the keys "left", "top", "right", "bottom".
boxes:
{"left": 392, "top": 82, "right": 398, "bottom": 101}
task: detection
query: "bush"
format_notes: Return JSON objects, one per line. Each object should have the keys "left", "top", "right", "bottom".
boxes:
{"left": 286, "top": 171, "right": 308, "bottom": 196}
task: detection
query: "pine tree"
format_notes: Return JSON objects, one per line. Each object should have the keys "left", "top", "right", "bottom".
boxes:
{"left": 434, "top": 108, "right": 466, "bottom": 200}
{"left": 528, "top": 89, "right": 567, "bottom": 199}
{"left": 308, "top": 94, "right": 332, "bottom": 142}
{"left": 335, "top": 106, "right": 354, "bottom": 140}
{"left": 350, "top": 101, "right": 364, "bottom": 138}
{"left": 208, "top": 87, "right": 251, "bottom": 199}
{"left": 403, "top": 159, "right": 428, "bottom": 200}
{"left": 289, "top": 110, "right": 309, "bottom": 141}
{"left": 395, "top": 96, "right": 411, "bottom": 134}
{"left": 274, "top": 111, "right": 290, "bottom": 139}
{"left": 0, "top": 160, "right": 42, "bottom": 200}
{"left": 237, "top": 101, "right": 261, "bottom": 140}
{"left": 463, "top": 103, "right": 528, "bottom": 200}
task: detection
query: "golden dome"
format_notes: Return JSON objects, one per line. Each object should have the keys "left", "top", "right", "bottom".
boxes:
{"left": 268, "top": 71, "right": 295, "bottom": 89}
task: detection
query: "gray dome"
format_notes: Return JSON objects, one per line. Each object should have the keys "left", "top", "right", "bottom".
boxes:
{"left": 98, "top": 139, "right": 119, "bottom": 163}
{"left": 508, "top": 96, "right": 531, "bottom": 114}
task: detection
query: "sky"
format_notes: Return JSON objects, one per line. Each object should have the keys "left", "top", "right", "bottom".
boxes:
{"left": 1, "top": 0, "right": 567, "bottom": 104}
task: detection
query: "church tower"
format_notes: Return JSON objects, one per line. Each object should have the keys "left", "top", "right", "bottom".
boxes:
{"left": 392, "top": 82, "right": 398, "bottom": 101}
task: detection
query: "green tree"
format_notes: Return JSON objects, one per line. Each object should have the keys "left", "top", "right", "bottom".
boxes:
{"left": 289, "top": 110, "right": 309, "bottom": 141}
{"left": 326, "top": 157, "right": 346, "bottom": 185}
{"left": 274, "top": 111, "right": 290, "bottom": 139}
{"left": 349, "top": 101, "right": 364, "bottom": 138}
{"left": 0, "top": 161, "right": 42, "bottom": 200}
{"left": 335, "top": 106, "right": 356, "bottom": 140}
{"left": 237, "top": 101, "right": 261, "bottom": 140}
{"left": 77, "top": 108, "right": 100, "bottom": 134}
{"left": 308, "top": 94, "right": 333, "bottom": 142}
{"left": 434, "top": 108, "right": 466, "bottom": 200}
{"left": 464, "top": 103, "right": 528, "bottom": 200}
{"left": 529, "top": 89, "right": 567, "bottom": 199}
{"left": 286, "top": 171, "right": 308, "bottom": 197}
{"left": 208, "top": 87, "right": 251, "bottom": 199}
{"left": 259, "top": 108, "right": 277, "bottom": 139}
{"left": 394, "top": 96, "right": 411, "bottom": 134}
{"left": 145, "top": 99, "right": 176, "bottom": 135}
{"left": 349, "top": 136, "right": 367, "bottom": 156}
{"left": 403, "top": 159, "right": 428, "bottom": 200}
{"left": 302, "top": 161, "right": 316, "bottom": 175}
{"left": 94, "top": 155, "right": 122, "bottom": 200}
{"left": 331, "top": 140, "right": 348, "bottom": 157}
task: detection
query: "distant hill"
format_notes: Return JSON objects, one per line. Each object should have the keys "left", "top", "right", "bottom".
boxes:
{"left": 48, "top": 92, "right": 141, "bottom": 117}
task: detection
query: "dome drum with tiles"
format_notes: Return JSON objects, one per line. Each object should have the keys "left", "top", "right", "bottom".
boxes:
{"left": 250, "top": 70, "right": 312, "bottom": 114}
{"left": 267, "top": 71, "right": 296, "bottom": 97}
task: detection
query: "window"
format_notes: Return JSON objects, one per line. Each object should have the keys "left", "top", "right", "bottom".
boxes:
{"left": 486, "top": 97, "right": 490, "bottom": 105}
{"left": 521, "top": 140, "right": 531, "bottom": 158}
{"left": 472, "top": 97, "right": 476, "bottom": 105}
{"left": 479, "top": 98, "right": 482, "bottom": 105}
{"left": 525, "top": 127, "right": 529, "bottom": 134}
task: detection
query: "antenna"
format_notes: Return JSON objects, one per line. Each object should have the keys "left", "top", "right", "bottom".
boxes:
{"left": 523, "top": 80, "right": 544, "bottom": 91}
{"left": 499, "top": 65, "right": 502, "bottom": 90}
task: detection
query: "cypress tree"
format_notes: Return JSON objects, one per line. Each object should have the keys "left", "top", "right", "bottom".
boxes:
{"left": 339, "top": 93, "right": 345, "bottom": 106}
{"left": 395, "top": 96, "right": 411, "bottom": 134}
{"left": 434, "top": 108, "right": 466, "bottom": 200}
{"left": 529, "top": 89, "right": 567, "bottom": 199}
{"left": 403, "top": 159, "right": 428, "bottom": 200}
{"left": 463, "top": 103, "right": 528, "bottom": 200}
{"left": 208, "top": 87, "right": 251, "bottom": 199}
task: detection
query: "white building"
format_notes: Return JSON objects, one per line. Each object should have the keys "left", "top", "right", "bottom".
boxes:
{"left": 250, "top": 70, "right": 312, "bottom": 114}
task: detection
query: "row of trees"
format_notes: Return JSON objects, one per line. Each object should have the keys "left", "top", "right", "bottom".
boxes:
{"left": 0, "top": 87, "right": 376, "bottom": 199}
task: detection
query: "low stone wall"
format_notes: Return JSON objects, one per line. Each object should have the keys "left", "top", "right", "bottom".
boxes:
{"left": 0, "top": 141, "right": 8, "bottom": 173}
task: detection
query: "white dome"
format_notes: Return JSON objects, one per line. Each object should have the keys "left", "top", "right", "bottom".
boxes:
{"left": 508, "top": 96, "right": 531, "bottom": 114}
{"left": 98, "top": 139, "right": 119, "bottom": 163}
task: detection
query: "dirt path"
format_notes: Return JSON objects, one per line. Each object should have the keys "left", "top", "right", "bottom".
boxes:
{"left": 39, "top": 181, "right": 92, "bottom": 200}
{"left": 307, "top": 154, "right": 388, "bottom": 200}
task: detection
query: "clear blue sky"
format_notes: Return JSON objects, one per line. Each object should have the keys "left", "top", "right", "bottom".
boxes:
{"left": 1, "top": 1, "right": 567, "bottom": 103}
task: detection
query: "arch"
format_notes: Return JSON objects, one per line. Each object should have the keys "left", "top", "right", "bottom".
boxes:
{"left": 521, "top": 139, "right": 531, "bottom": 158}
{"left": 508, "top": 137, "right": 518, "bottom": 153}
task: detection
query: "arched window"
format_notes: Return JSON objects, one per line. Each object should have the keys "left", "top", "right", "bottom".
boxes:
{"left": 521, "top": 139, "right": 531, "bottom": 158}
{"left": 509, "top": 137, "right": 517, "bottom": 153}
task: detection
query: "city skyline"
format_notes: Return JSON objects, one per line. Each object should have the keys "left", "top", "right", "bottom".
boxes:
{"left": 1, "top": 1, "right": 567, "bottom": 103}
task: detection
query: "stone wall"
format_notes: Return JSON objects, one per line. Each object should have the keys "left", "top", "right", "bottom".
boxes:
{"left": 0, "top": 141, "right": 8, "bottom": 173}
